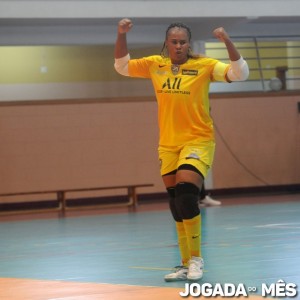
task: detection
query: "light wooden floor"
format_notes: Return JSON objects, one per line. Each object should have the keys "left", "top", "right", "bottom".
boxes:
{"left": 0, "top": 278, "right": 276, "bottom": 300}
{"left": 0, "top": 193, "right": 299, "bottom": 299}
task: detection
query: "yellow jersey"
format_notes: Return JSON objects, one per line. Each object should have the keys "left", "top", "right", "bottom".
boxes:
{"left": 128, "top": 55, "right": 230, "bottom": 148}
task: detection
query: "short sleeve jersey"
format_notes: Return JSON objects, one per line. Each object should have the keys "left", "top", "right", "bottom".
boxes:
{"left": 128, "top": 55, "right": 230, "bottom": 148}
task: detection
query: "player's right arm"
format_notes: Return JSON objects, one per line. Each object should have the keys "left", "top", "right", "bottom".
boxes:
{"left": 114, "top": 18, "right": 132, "bottom": 58}
{"left": 114, "top": 18, "right": 133, "bottom": 76}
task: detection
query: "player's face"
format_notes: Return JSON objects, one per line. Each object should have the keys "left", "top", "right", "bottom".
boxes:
{"left": 165, "top": 28, "right": 190, "bottom": 65}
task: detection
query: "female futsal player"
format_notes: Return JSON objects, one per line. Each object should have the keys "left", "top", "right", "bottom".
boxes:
{"left": 114, "top": 18, "right": 249, "bottom": 281}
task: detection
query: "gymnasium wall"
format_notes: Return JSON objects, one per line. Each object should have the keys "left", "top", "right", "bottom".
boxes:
{"left": 0, "top": 93, "right": 299, "bottom": 204}
{"left": 211, "top": 93, "right": 300, "bottom": 189}
{"left": 0, "top": 44, "right": 299, "bottom": 204}
{"left": 0, "top": 45, "right": 159, "bottom": 102}
{"left": 1, "top": 43, "right": 299, "bottom": 102}
{"left": 0, "top": 98, "right": 163, "bottom": 203}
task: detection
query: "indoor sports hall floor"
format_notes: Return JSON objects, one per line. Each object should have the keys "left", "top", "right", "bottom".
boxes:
{"left": 0, "top": 193, "right": 299, "bottom": 300}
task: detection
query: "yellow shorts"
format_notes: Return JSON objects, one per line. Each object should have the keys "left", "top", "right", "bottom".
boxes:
{"left": 158, "top": 140, "right": 216, "bottom": 178}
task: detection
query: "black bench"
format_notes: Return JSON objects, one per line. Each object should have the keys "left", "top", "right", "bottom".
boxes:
{"left": 0, "top": 184, "right": 154, "bottom": 216}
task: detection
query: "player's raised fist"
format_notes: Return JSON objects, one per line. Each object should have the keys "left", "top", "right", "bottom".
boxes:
{"left": 118, "top": 18, "right": 133, "bottom": 34}
{"left": 213, "top": 27, "right": 230, "bottom": 42}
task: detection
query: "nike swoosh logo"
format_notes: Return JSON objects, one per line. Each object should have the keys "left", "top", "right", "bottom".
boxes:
{"left": 159, "top": 65, "right": 166, "bottom": 68}
{"left": 192, "top": 235, "right": 199, "bottom": 239}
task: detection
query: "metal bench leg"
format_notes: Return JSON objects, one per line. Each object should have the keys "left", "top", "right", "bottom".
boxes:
{"left": 127, "top": 186, "right": 138, "bottom": 208}
{"left": 57, "top": 191, "right": 66, "bottom": 217}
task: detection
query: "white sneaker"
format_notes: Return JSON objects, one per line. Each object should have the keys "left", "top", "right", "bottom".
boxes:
{"left": 187, "top": 257, "right": 204, "bottom": 281}
{"left": 200, "top": 195, "right": 221, "bottom": 206}
{"left": 164, "top": 266, "right": 188, "bottom": 282}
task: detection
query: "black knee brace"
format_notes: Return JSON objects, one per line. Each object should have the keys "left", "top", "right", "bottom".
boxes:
{"left": 175, "top": 182, "right": 200, "bottom": 219}
{"left": 167, "top": 187, "right": 182, "bottom": 222}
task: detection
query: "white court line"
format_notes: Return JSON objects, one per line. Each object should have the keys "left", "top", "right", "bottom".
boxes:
{"left": 254, "top": 223, "right": 300, "bottom": 229}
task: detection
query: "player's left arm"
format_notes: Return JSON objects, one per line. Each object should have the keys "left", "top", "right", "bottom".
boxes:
{"left": 213, "top": 27, "right": 249, "bottom": 82}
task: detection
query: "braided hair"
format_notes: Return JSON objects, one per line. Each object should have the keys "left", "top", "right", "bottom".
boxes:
{"left": 160, "top": 22, "right": 200, "bottom": 59}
